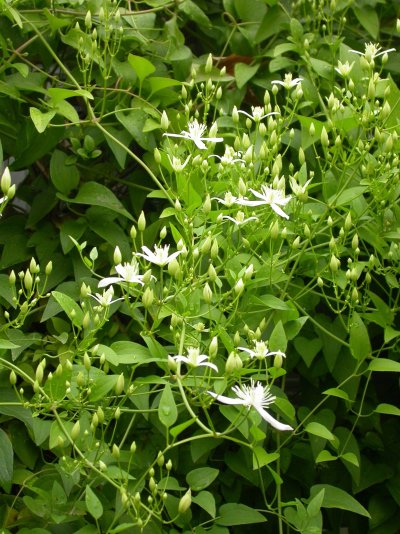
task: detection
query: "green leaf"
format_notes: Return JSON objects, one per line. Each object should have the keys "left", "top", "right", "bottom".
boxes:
{"left": 158, "top": 383, "right": 177, "bottom": 428}
{"left": 269, "top": 320, "right": 287, "bottom": 352}
{"left": 47, "top": 87, "right": 93, "bottom": 103}
{"left": 216, "top": 503, "right": 267, "bottom": 526}
{"left": 148, "top": 76, "right": 181, "bottom": 96}
{"left": 192, "top": 491, "right": 216, "bottom": 518}
{"left": 29, "top": 107, "right": 56, "bottom": 133}
{"left": 305, "top": 422, "right": 335, "bottom": 441}
{"left": 307, "top": 488, "right": 325, "bottom": 517}
{"left": 116, "top": 107, "right": 156, "bottom": 151}
{"left": 55, "top": 99, "right": 79, "bottom": 124}
{"left": 186, "top": 467, "right": 219, "bottom": 491}
{"left": 0, "top": 428, "right": 14, "bottom": 492}
{"left": 51, "top": 291, "right": 84, "bottom": 328}
{"left": 50, "top": 149, "right": 80, "bottom": 195}
{"left": 253, "top": 294, "right": 291, "bottom": 310}
{"left": 310, "top": 484, "right": 370, "bottom": 517}
{"left": 330, "top": 186, "right": 367, "bottom": 207}
{"left": 0, "top": 339, "right": 19, "bottom": 349}
{"left": 340, "top": 452, "right": 359, "bottom": 467}
{"left": 178, "top": 0, "right": 211, "bottom": 27}
{"left": 375, "top": 403, "right": 400, "bottom": 416}
{"left": 57, "top": 181, "right": 134, "bottom": 220}
{"left": 234, "top": 63, "right": 260, "bottom": 89}
{"left": 128, "top": 54, "right": 155, "bottom": 85}
{"left": 315, "top": 450, "right": 337, "bottom": 463}
{"left": 349, "top": 312, "right": 371, "bottom": 361}
{"left": 309, "top": 57, "right": 332, "bottom": 79}
{"left": 170, "top": 418, "right": 196, "bottom": 439}
{"left": 368, "top": 358, "right": 400, "bottom": 372}
{"left": 89, "top": 375, "right": 119, "bottom": 402}
{"left": 252, "top": 447, "right": 280, "bottom": 469}
{"left": 85, "top": 486, "right": 103, "bottom": 520}
{"left": 322, "top": 388, "right": 350, "bottom": 401}
{"left": 352, "top": 6, "right": 379, "bottom": 39}
{"left": 294, "top": 337, "right": 322, "bottom": 367}
{"left": 110, "top": 341, "right": 155, "bottom": 365}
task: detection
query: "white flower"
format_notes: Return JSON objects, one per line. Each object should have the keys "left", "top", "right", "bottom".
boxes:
{"left": 350, "top": 42, "right": 395, "bottom": 61}
{"left": 271, "top": 73, "right": 303, "bottom": 89}
{"left": 173, "top": 347, "right": 218, "bottom": 372}
{"left": 221, "top": 211, "right": 258, "bottom": 226}
{"left": 236, "top": 185, "right": 291, "bottom": 219}
{"left": 209, "top": 146, "right": 245, "bottom": 165}
{"left": 98, "top": 259, "right": 144, "bottom": 288}
{"left": 335, "top": 60, "right": 354, "bottom": 78}
{"left": 168, "top": 155, "right": 191, "bottom": 172}
{"left": 212, "top": 191, "right": 246, "bottom": 207}
{"left": 208, "top": 379, "right": 293, "bottom": 431}
{"left": 238, "top": 106, "right": 279, "bottom": 122}
{"left": 91, "top": 286, "right": 122, "bottom": 307}
{"left": 136, "top": 244, "right": 182, "bottom": 266}
{"left": 163, "top": 119, "right": 223, "bottom": 150}
{"left": 289, "top": 176, "right": 313, "bottom": 200}
{"left": 238, "top": 341, "right": 286, "bottom": 360}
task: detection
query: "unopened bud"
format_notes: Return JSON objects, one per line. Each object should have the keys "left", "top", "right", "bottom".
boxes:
{"left": 203, "top": 283, "right": 212, "bottom": 304}
{"left": 138, "top": 211, "right": 146, "bottom": 232}
{"left": 178, "top": 489, "right": 192, "bottom": 514}
{"left": 71, "top": 420, "right": 81, "bottom": 441}
{"left": 115, "top": 373, "right": 124, "bottom": 395}
{"left": 225, "top": 351, "right": 242, "bottom": 373}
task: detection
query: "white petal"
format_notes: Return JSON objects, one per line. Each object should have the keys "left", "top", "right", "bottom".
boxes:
{"left": 98, "top": 277, "right": 123, "bottom": 288}
{"left": 271, "top": 204, "right": 289, "bottom": 219}
{"left": 193, "top": 138, "right": 207, "bottom": 150}
{"left": 255, "top": 406, "right": 293, "bottom": 431}
{"left": 207, "top": 391, "right": 245, "bottom": 405}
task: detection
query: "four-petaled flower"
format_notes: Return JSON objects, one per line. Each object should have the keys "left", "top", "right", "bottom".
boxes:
{"left": 289, "top": 176, "right": 313, "bottom": 201}
{"left": 350, "top": 42, "right": 395, "bottom": 61}
{"left": 335, "top": 60, "right": 354, "bottom": 78}
{"left": 209, "top": 146, "right": 245, "bottom": 166}
{"left": 98, "top": 259, "right": 144, "bottom": 288}
{"left": 168, "top": 155, "right": 191, "bottom": 173}
{"left": 163, "top": 119, "right": 223, "bottom": 150}
{"left": 136, "top": 244, "right": 182, "bottom": 266}
{"left": 212, "top": 191, "right": 246, "bottom": 207}
{"left": 173, "top": 347, "right": 218, "bottom": 372}
{"left": 271, "top": 73, "right": 303, "bottom": 89}
{"left": 238, "top": 106, "right": 279, "bottom": 122}
{"left": 220, "top": 211, "right": 258, "bottom": 226}
{"left": 237, "top": 185, "right": 292, "bottom": 219}
{"left": 238, "top": 341, "right": 286, "bottom": 360}
{"left": 91, "top": 286, "right": 123, "bottom": 307}
{"left": 208, "top": 379, "right": 293, "bottom": 431}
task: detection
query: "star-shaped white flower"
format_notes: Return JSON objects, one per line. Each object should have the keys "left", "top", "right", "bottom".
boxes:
{"left": 221, "top": 211, "right": 258, "bottom": 226}
{"left": 212, "top": 191, "right": 246, "bottom": 207}
{"left": 271, "top": 73, "right": 303, "bottom": 89}
{"left": 289, "top": 176, "right": 313, "bottom": 199}
{"left": 168, "top": 155, "right": 191, "bottom": 172}
{"left": 236, "top": 185, "right": 291, "bottom": 219}
{"left": 136, "top": 244, "right": 182, "bottom": 266}
{"left": 98, "top": 259, "right": 144, "bottom": 288}
{"left": 91, "top": 286, "right": 123, "bottom": 307}
{"left": 350, "top": 42, "right": 395, "bottom": 61}
{"left": 209, "top": 146, "right": 245, "bottom": 165}
{"left": 335, "top": 60, "right": 354, "bottom": 78}
{"left": 173, "top": 347, "right": 218, "bottom": 372}
{"left": 238, "top": 106, "right": 279, "bottom": 122}
{"left": 163, "top": 119, "right": 223, "bottom": 150}
{"left": 208, "top": 379, "right": 293, "bottom": 431}
{"left": 238, "top": 341, "right": 286, "bottom": 360}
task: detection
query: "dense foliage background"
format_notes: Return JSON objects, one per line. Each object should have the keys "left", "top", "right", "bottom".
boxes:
{"left": 0, "top": 0, "right": 400, "bottom": 532}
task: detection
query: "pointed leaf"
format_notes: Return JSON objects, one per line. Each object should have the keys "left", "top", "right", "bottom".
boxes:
{"left": 128, "top": 54, "right": 155, "bottom": 84}
{"left": 186, "top": 467, "right": 219, "bottom": 491}
{"left": 30, "top": 107, "right": 56, "bottom": 133}
{"left": 85, "top": 486, "right": 103, "bottom": 520}
{"left": 349, "top": 312, "right": 371, "bottom": 361}
{"left": 305, "top": 422, "right": 335, "bottom": 441}
{"left": 0, "top": 428, "right": 13, "bottom": 491}
{"left": 216, "top": 503, "right": 266, "bottom": 526}
{"left": 51, "top": 291, "right": 84, "bottom": 327}
{"left": 368, "top": 358, "right": 400, "bottom": 372}
{"left": 375, "top": 403, "right": 400, "bottom": 416}
{"left": 158, "top": 383, "right": 177, "bottom": 428}
{"left": 310, "top": 484, "right": 370, "bottom": 517}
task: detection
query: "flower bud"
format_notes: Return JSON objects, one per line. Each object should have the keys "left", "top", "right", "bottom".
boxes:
{"left": 330, "top": 255, "right": 340, "bottom": 272}
{"left": 9, "top": 370, "right": 17, "bottom": 385}
{"left": 1, "top": 167, "right": 11, "bottom": 195}
{"left": 154, "top": 147, "right": 162, "bottom": 164}
{"left": 71, "top": 420, "right": 81, "bottom": 441}
{"left": 138, "top": 211, "right": 146, "bottom": 232}
{"left": 115, "top": 373, "right": 125, "bottom": 395}
{"left": 234, "top": 278, "right": 244, "bottom": 295}
{"left": 225, "top": 351, "right": 242, "bottom": 373}
{"left": 203, "top": 194, "right": 211, "bottom": 214}
{"left": 321, "top": 126, "right": 329, "bottom": 147}
{"left": 205, "top": 53, "right": 213, "bottom": 73}
{"left": 178, "top": 489, "right": 192, "bottom": 514}
{"left": 209, "top": 336, "right": 218, "bottom": 358}
{"left": 203, "top": 283, "right": 212, "bottom": 304}
{"left": 161, "top": 111, "right": 170, "bottom": 130}
{"left": 142, "top": 287, "right": 154, "bottom": 308}
{"left": 24, "top": 270, "right": 33, "bottom": 291}
{"left": 45, "top": 261, "right": 53, "bottom": 275}
{"left": 113, "top": 246, "right": 122, "bottom": 265}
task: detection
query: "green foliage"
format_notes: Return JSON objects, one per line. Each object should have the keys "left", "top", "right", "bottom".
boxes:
{"left": 0, "top": 0, "right": 400, "bottom": 532}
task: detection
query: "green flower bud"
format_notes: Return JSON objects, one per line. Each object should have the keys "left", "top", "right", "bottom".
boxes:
{"left": 9, "top": 370, "right": 17, "bottom": 385}
{"left": 203, "top": 282, "right": 212, "bottom": 304}
{"left": 142, "top": 287, "right": 154, "bottom": 308}
{"left": 24, "top": 270, "right": 33, "bottom": 291}
{"left": 115, "top": 373, "right": 124, "bottom": 395}
{"left": 178, "top": 489, "right": 192, "bottom": 514}
{"left": 45, "top": 261, "right": 53, "bottom": 275}
{"left": 112, "top": 444, "right": 120, "bottom": 459}
{"left": 84, "top": 352, "right": 91, "bottom": 371}
{"left": 138, "top": 211, "right": 146, "bottom": 232}
{"left": 234, "top": 278, "right": 244, "bottom": 295}
{"left": 225, "top": 351, "right": 242, "bottom": 373}
{"left": 1, "top": 167, "right": 11, "bottom": 195}
{"left": 161, "top": 111, "right": 170, "bottom": 130}
{"left": 114, "top": 246, "right": 122, "bottom": 265}
{"left": 71, "top": 420, "right": 81, "bottom": 441}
